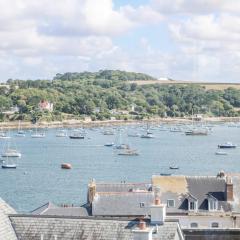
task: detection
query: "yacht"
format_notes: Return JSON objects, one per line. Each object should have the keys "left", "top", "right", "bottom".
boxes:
{"left": 31, "top": 126, "right": 45, "bottom": 138}
{"left": 15, "top": 121, "right": 25, "bottom": 137}
{"left": 1, "top": 149, "right": 21, "bottom": 158}
{"left": 2, "top": 157, "right": 17, "bottom": 169}
{"left": 141, "top": 132, "right": 154, "bottom": 138}
{"left": 0, "top": 131, "right": 11, "bottom": 139}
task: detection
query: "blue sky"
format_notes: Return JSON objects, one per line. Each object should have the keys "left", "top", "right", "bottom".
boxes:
{"left": 0, "top": 0, "right": 239, "bottom": 82}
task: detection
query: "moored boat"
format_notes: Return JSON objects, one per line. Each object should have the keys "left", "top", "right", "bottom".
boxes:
{"left": 69, "top": 130, "right": 84, "bottom": 139}
{"left": 218, "top": 142, "right": 237, "bottom": 149}
{"left": 1, "top": 149, "right": 21, "bottom": 158}
{"left": 215, "top": 151, "right": 228, "bottom": 155}
{"left": 61, "top": 163, "right": 72, "bottom": 169}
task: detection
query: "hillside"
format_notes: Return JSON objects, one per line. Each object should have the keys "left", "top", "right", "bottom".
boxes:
{"left": 1, "top": 70, "right": 240, "bottom": 122}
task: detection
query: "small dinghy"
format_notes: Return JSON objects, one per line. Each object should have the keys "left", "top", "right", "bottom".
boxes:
{"left": 215, "top": 151, "right": 228, "bottom": 155}
{"left": 61, "top": 163, "right": 72, "bottom": 169}
{"left": 104, "top": 143, "right": 114, "bottom": 147}
{"left": 169, "top": 166, "right": 179, "bottom": 170}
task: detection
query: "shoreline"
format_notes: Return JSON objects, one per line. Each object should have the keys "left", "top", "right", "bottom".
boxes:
{"left": 0, "top": 117, "right": 239, "bottom": 130}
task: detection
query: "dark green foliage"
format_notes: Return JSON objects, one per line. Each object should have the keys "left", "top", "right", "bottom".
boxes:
{"left": 1, "top": 70, "right": 240, "bottom": 121}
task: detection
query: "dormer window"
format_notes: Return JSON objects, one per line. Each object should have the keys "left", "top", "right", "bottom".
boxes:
{"left": 208, "top": 194, "right": 218, "bottom": 211}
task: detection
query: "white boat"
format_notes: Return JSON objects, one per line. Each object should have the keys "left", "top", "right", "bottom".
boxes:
{"left": 218, "top": 142, "right": 237, "bottom": 149}
{"left": 0, "top": 131, "right": 11, "bottom": 139}
{"left": 2, "top": 149, "right": 21, "bottom": 158}
{"left": 141, "top": 132, "right": 154, "bottom": 138}
{"left": 215, "top": 151, "right": 228, "bottom": 155}
{"left": 56, "top": 129, "right": 67, "bottom": 137}
{"left": 185, "top": 128, "right": 208, "bottom": 136}
{"left": 103, "top": 129, "right": 114, "bottom": 135}
{"left": 69, "top": 130, "right": 84, "bottom": 139}
{"left": 170, "top": 127, "right": 182, "bottom": 132}
{"left": 31, "top": 125, "right": 45, "bottom": 138}
{"left": 118, "top": 149, "right": 139, "bottom": 156}
{"left": 1, "top": 157, "right": 17, "bottom": 169}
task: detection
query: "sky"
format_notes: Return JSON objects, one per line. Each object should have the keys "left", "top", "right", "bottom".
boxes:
{"left": 0, "top": 0, "right": 240, "bottom": 82}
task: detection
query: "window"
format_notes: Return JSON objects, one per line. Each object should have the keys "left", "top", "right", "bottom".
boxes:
{"left": 190, "top": 223, "right": 198, "bottom": 228}
{"left": 208, "top": 199, "right": 218, "bottom": 211}
{"left": 167, "top": 199, "right": 175, "bottom": 208}
{"left": 189, "top": 201, "right": 196, "bottom": 211}
{"left": 188, "top": 200, "right": 198, "bottom": 211}
{"left": 211, "top": 222, "right": 219, "bottom": 228}
{"left": 139, "top": 202, "right": 145, "bottom": 208}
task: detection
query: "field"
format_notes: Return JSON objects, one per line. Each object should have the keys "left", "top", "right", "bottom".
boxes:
{"left": 131, "top": 80, "right": 240, "bottom": 90}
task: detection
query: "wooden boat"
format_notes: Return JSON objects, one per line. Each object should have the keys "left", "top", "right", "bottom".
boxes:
{"left": 61, "top": 163, "right": 72, "bottom": 169}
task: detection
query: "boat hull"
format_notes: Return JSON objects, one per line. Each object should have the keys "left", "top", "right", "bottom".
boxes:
{"left": 69, "top": 136, "right": 84, "bottom": 139}
{"left": 2, "top": 165, "right": 17, "bottom": 169}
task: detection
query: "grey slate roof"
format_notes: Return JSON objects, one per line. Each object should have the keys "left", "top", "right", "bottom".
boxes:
{"left": 96, "top": 182, "right": 152, "bottom": 193}
{"left": 0, "top": 198, "right": 17, "bottom": 240}
{"left": 152, "top": 175, "right": 232, "bottom": 213}
{"left": 31, "top": 202, "right": 89, "bottom": 217}
{"left": 92, "top": 192, "right": 154, "bottom": 216}
{"left": 10, "top": 215, "right": 182, "bottom": 240}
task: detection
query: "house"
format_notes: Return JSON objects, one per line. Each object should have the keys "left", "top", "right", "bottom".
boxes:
{"left": 38, "top": 100, "right": 53, "bottom": 112}
{"left": 0, "top": 197, "right": 184, "bottom": 240}
{"left": 86, "top": 173, "right": 240, "bottom": 234}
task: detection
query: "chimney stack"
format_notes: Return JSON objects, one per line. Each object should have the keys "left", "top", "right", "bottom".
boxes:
{"left": 225, "top": 176, "right": 233, "bottom": 201}
{"left": 87, "top": 178, "right": 96, "bottom": 204}
{"left": 150, "top": 198, "right": 166, "bottom": 225}
{"left": 132, "top": 220, "right": 152, "bottom": 240}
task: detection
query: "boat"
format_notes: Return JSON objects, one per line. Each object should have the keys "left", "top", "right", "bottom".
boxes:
{"left": 127, "top": 132, "right": 140, "bottom": 137}
{"left": 115, "top": 144, "right": 129, "bottom": 149}
{"left": 141, "top": 132, "right": 154, "bottom": 138}
{"left": 218, "top": 142, "right": 237, "bottom": 149}
{"left": 103, "top": 130, "right": 114, "bottom": 135}
{"left": 1, "top": 157, "right": 17, "bottom": 169}
{"left": 61, "top": 163, "right": 72, "bottom": 169}
{"left": 215, "top": 151, "right": 228, "bottom": 155}
{"left": 118, "top": 149, "right": 139, "bottom": 156}
{"left": 15, "top": 121, "right": 25, "bottom": 137}
{"left": 31, "top": 125, "right": 45, "bottom": 138}
{"left": 56, "top": 129, "right": 67, "bottom": 137}
{"left": 104, "top": 142, "right": 114, "bottom": 147}
{"left": 160, "top": 173, "right": 172, "bottom": 176}
{"left": 69, "top": 130, "right": 84, "bottom": 139}
{"left": 170, "top": 127, "right": 182, "bottom": 132}
{"left": 0, "top": 131, "right": 11, "bottom": 139}
{"left": 1, "top": 149, "right": 21, "bottom": 158}
{"left": 185, "top": 129, "right": 208, "bottom": 136}
{"left": 169, "top": 165, "right": 179, "bottom": 170}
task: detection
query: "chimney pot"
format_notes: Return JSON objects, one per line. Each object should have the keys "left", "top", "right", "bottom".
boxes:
{"left": 155, "top": 198, "right": 160, "bottom": 205}
{"left": 139, "top": 221, "right": 146, "bottom": 230}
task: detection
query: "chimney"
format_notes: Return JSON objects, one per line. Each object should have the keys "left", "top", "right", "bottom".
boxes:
{"left": 225, "top": 176, "right": 233, "bottom": 201}
{"left": 132, "top": 220, "right": 152, "bottom": 240}
{"left": 150, "top": 198, "right": 166, "bottom": 225}
{"left": 87, "top": 178, "right": 96, "bottom": 204}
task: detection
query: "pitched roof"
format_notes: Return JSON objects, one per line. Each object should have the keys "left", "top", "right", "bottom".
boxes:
{"left": 152, "top": 175, "right": 231, "bottom": 212}
{"left": 0, "top": 198, "right": 17, "bottom": 240}
{"left": 10, "top": 215, "right": 181, "bottom": 240}
{"left": 92, "top": 192, "right": 154, "bottom": 216}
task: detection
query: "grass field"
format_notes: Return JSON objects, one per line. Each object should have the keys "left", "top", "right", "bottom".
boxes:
{"left": 131, "top": 80, "right": 240, "bottom": 90}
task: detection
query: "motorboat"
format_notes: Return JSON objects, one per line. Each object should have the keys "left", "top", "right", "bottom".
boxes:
{"left": 141, "top": 132, "right": 154, "bottom": 138}
{"left": 104, "top": 142, "right": 114, "bottom": 147}
{"left": 69, "top": 130, "right": 84, "bottom": 139}
{"left": 218, "top": 142, "right": 237, "bottom": 149}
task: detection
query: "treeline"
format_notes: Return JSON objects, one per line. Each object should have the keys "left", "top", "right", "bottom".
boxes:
{"left": 0, "top": 70, "right": 240, "bottom": 122}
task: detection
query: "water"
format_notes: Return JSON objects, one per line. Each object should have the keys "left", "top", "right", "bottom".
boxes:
{"left": 0, "top": 123, "right": 240, "bottom": 212}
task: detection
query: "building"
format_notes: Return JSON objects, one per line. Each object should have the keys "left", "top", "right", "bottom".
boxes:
{"left": 38, "top": 100, "right": 54, "bottom": 112}
{"left": 0, "top": 198, "right": 184, "bottom": 240}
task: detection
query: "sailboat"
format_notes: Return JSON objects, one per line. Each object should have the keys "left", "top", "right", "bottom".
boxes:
{"left": 141, "top": 124, "right": 154, "bottom": 138}
{"left": 0, "top": 129, "right": 11, "bottom": 139}
{"left": 15, "top": 121, "right": 25, "bottom": 137}
{"left": 31, "top": 125, "right": 45, "bottom": 138}
{"left": 1, "top": 156, "right": 17, "bottom": 169}
{"left": 114, "top": 129, "right": 129, "bottom": 149}
{"left": 1, "top": 137, "right": 21, "bottom": 158}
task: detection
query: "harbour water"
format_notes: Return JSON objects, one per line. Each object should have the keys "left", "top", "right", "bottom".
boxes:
{"left": 0, "top": 123, "right": 240, "bottom": 212}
